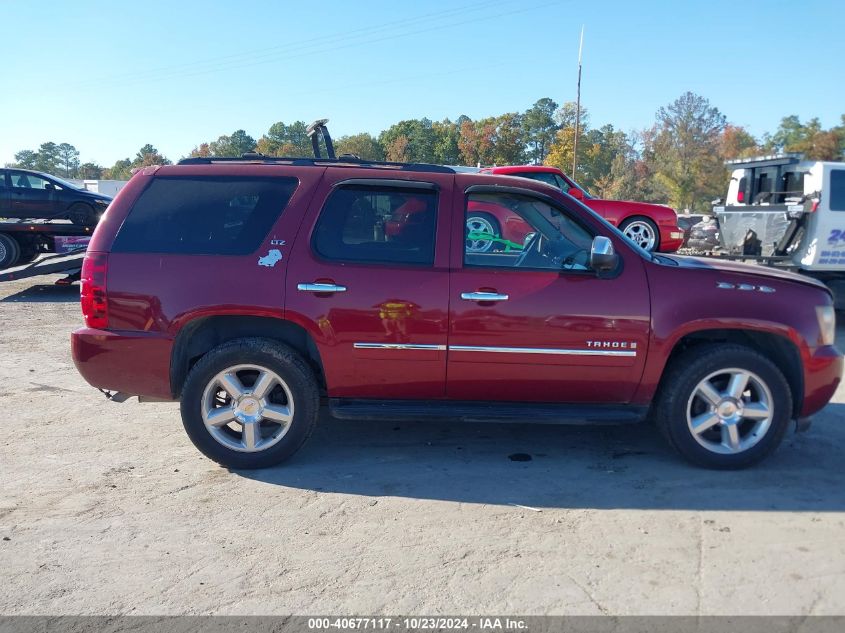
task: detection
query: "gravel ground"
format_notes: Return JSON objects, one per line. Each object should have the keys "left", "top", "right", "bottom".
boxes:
{"left": 1, "top": 275, "right": 844, "bottom": 615}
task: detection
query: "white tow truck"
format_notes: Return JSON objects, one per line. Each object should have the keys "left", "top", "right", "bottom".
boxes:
{"left": 712, "top": 154, "right": 845, "bottom": 308}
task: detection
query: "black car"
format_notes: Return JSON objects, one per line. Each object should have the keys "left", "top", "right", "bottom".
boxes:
{"left": 0, "top": 168, "right": 112, "bottom": 226}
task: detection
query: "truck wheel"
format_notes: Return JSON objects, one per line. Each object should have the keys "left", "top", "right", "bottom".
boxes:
{"left": 180, "top": 338, "right": 319, "bottom": 469}
{"left": 466, "top": 213, "right": 502, "bottom": 253}
{"left": 68, "top": 203, "right": 97, "bottom": 226}
{"left": 0, "top": 234, "right": 21, "bottom": 269}
{"left": 620, "top": 216, "right": 660, "bottom": 252}
{"left": 653, "top": 344, "right": 792, "bottom": 469}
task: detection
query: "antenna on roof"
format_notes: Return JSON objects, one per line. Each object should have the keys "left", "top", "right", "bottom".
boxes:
{"left": 307, "top": 119, "right": 336, "bottom": 160}
{"left": 572, "top": 25, "right": 584, "bottom": 181}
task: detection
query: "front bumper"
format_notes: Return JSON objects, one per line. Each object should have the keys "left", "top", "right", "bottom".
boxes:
{"left": 800, "top": 345, "right": 843, "bottom": 417}
{"left": 71, "top": 328, "right": 175, "bottom": 401}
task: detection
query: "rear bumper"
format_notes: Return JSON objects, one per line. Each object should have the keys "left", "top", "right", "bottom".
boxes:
{"left": 800, "top": 345, "right": 843, "bottom": 417}
{"left": 71, "top": 328, "right": 175, "bottom": 401}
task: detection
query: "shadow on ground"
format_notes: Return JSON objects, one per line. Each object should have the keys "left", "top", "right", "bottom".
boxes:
{"left": 239, "top": 403, "right": 845, "bottom": 512}
{"left": 1, "top": 283, "right": 79, "bottom": 303}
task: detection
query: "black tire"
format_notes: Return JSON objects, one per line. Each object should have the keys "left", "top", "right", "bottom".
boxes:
{"left": 0, "top": 233, "right": 21, "bottom": 269}
{"left": 68, "top": 203, "right": 97, "bottom": 226}
{"left": 466, "top": 212, "right": 502, "bottom": 253}
{"left": 180, "top": 338, "right": 320, "bottom": 469}
{"left": 620, "top": 216, "right": 660, "bottom": 252}
{"left": 653, "top": 344, "right": 792, "bottom": 469}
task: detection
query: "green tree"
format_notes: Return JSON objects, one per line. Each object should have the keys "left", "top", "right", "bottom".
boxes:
{"left": 522, "top": 97, "right": 559, "bottom": 164}
{"left": 34, "top": 142, "right": 60, "bottom": 173}
{"left": 210, "top": 130, "right": 256, "bottom": 157}
{"left": 379, "top": 119, "right": 436, "bottom": 163}
{"left": 489, "top": 113, "right": 525, "bottom": 165}
{"left": 104, "top": 158, "right": 133, "bottom": 180}
{"left": 78, "top": 163, "right": 103, "bottom": 179}
{"left": 57, "top": 143, "right": 80, "bottom": 177}
{"left": 649, "top": 91, "right": 727, "bottom": 211}
{"left": 256, "top": 121, "right": 311, "bottom": 157}
{"left": 13, "top": 149, "right": 37, "bottom": 169}
{"left": 432, "top": 119, "right": 461, "bottom": 165}
{"left": 334, "top": 133, "right": 383, "bottom": 161}
{"left": 133, "top": 144, "right": 171, "bottom": 167}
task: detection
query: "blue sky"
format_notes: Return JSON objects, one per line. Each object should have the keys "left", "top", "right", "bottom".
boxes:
{"left": 1, "top": 0, "right": 843, "bottom": 167}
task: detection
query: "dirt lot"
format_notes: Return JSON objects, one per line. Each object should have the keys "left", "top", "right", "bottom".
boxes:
{"left": 1, "top": 274, "right": 844, "bottom": 616}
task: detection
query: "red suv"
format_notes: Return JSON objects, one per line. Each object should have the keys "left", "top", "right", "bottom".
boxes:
{"left": 480, "top": 165, "right": 683, "bottom": 253}
{"left": 71, "top": 155, "right": 841, "bottom": 470}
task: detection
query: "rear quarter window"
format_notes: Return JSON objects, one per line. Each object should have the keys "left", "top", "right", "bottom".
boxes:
{"left": 111, "top": 176, "right": 297, "bottom": 255}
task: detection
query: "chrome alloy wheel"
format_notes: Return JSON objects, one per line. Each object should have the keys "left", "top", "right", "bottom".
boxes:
{"left": 623, "top": 220, "right": 656, "bottom": 251}
{"left": 466, "top": 216, "right": 498, "bottom": 253}
{"left": 686, "top": 368, "right": 773, "bottom": 455}
{"left": 201, "top": 364, "right": 294, "bottom": 453}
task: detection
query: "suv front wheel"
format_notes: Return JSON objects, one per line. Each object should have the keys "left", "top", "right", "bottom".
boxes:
{"left": 180, "top": 338, "right": 319, "bottom": 469}
{"left": 653, "top": 344, "right": 792, "bottom": 469}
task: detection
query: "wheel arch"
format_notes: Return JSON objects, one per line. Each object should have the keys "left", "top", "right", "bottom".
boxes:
{"left": 170, "top": 315, "right": 325, "bottom": 399}
{"left": 659, "top": 328, "right": 804, "bottom": 417}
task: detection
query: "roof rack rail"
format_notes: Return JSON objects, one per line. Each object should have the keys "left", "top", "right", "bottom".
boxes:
{"left": 177, "top": 155, "right": 455, "bottom": 173}
{"left": 177, "top": 118, "right": 455, "bottom": 173}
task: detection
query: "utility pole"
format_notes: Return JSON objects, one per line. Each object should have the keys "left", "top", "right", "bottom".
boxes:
{"left": 572, "top": 25, "right": 584, "bottom": 180}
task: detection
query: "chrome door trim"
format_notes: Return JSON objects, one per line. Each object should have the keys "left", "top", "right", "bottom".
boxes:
{"left": 449, "top": 345, "right": 637, "bottom": 357}
{"left": 354, "top": 343, "right": 447, "bottom": 351}
{"left": 460, "top": 292, "right": 509, "bottom": 302}
{"left": 297, "top": 283, "right": 347, "bottom": 293}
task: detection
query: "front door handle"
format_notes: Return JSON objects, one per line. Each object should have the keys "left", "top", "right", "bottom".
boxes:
{"left": 461, "top": 291, "right": 509, "bottom": 302}
{"left": 297, "top": 282, "right": 347, "bottom": 293}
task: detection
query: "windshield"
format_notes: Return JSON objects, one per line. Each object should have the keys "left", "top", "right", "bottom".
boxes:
{"left": 47, "top": 175, "right": 82, "bottom": 190}
{"left": 558, "top": 173, "right": 592, "bottom": 199}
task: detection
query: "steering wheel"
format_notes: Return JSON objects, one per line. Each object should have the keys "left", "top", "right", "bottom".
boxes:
{"left": 514, "top": 232, "right": 544, "bottom": 268}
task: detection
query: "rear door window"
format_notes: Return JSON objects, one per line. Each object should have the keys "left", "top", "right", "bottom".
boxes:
{"left": 112, "top": 177, "right": 297, "bottom": 255}
{"left": 312, "top": 185, "right": 437, "bottom": 266}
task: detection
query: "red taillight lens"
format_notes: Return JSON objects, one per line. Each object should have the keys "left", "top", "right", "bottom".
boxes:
{"left": 80, "top": 252, "right": 108, "bottom": 329}
{"left": 737, "top": 190, "right": 745, "bottom": 203}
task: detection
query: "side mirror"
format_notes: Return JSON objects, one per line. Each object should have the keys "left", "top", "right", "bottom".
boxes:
{"left": 44, "top": 183, "right": 55, "bottom": 190}
{"left": 567, "top": 187, "right": 585, "bottom": 201}
{"left": 590, "top": 236, "right": 618, "bottom": 274}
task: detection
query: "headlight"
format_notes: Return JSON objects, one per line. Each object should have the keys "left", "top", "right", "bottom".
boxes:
{"left": 816, "top": 305, "right": 836, "bottom": 346}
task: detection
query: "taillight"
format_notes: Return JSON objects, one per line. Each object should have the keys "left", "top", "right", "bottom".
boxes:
{"left": 737, "top": 190, "right": 745, "bottom": 203}
{"left": 80, "top": 252, "right": 109, "bottom": 329}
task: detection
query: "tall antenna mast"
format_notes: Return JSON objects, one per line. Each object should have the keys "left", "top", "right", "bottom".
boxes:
{"left": 572, "top": 25, "right": 584, "bottom": 180}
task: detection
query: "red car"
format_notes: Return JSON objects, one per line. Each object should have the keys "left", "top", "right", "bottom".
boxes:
{"left": 71, "top": 156, "right": 841, "bottom": 471}
{"left": 480, "top": 165, "right": 684, "bottom": 253}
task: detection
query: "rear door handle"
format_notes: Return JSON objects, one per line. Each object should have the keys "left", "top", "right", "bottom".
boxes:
{"left": 461, "top": 291, "right": 509, "bottom": 302}
{"left": 297, "top": 282, "right": 347, "bottom": 293}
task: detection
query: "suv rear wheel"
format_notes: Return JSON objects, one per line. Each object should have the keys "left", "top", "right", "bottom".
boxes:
{"left": 180, "top": 338, "right": 319, "bottom": 469}
{"left": 653, "top": 344, "right": 792, "bottom": 469}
